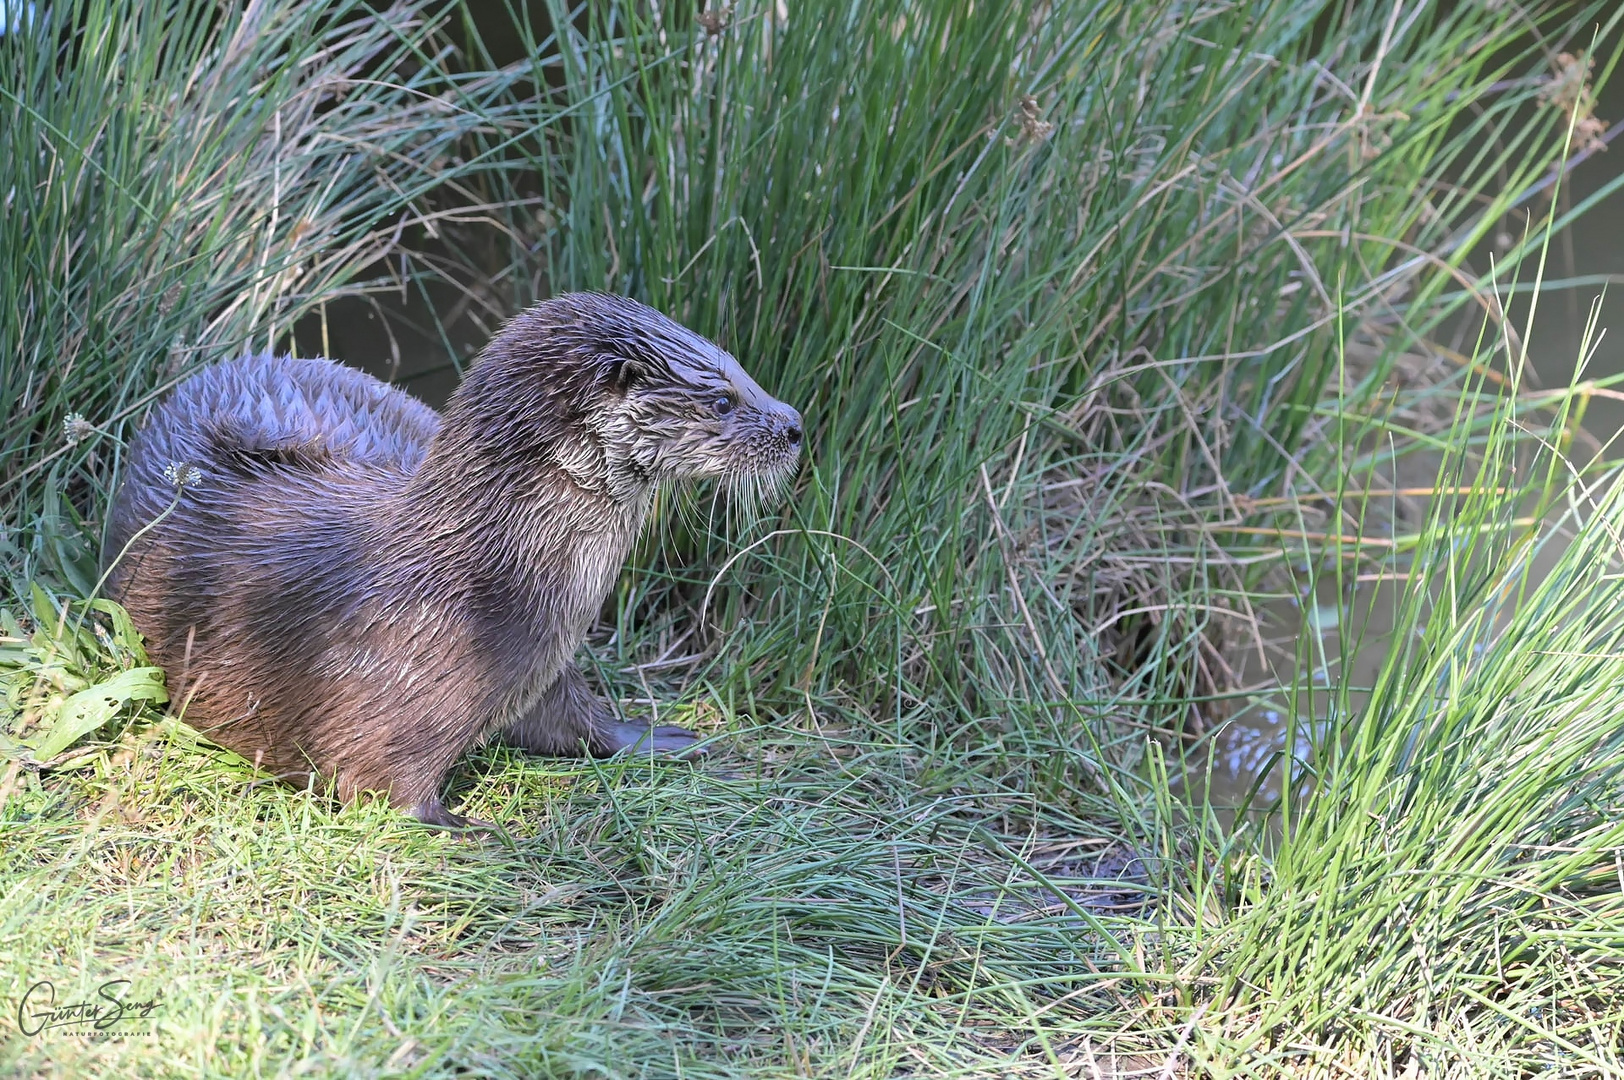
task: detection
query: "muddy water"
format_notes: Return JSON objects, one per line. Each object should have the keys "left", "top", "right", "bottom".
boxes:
{"left": 1190, "top": 72, "right": 1624, "bottom": 815}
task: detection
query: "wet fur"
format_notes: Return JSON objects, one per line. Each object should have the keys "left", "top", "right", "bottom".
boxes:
{"left": 104, "top": 293, "right": 801, "bottom": 822}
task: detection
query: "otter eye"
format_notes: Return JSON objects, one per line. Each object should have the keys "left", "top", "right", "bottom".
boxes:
{"left": 714, "top": 393, "right": 736, "bottom": 416}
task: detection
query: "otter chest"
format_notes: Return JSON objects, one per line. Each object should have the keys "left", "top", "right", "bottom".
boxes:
{"left": 488, "top": 527, "right": 638, "bottom": 723}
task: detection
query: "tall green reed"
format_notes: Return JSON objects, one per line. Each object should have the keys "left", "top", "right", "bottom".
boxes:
{"left": 0, "top": 0, "right": 526, "bottom": 588}
{"left": 1163, "top": 304, "right": 1624, "bottom": 1073}
{"left": 473, "top": 0, "right": 1620, "bottom": 810}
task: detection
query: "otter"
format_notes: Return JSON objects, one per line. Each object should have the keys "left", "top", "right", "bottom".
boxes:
{"left": 103, "top": 292, "right": 802, "bottom": 828}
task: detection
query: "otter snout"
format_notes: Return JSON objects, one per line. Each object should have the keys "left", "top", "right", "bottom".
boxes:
{"left": 731, "top": 367, "right": 803, "bottom": 453}
{"left": 707, "top": 357, "right": 803, "bottom": 480}
{"left": 745, "top": 398, "right": 803, "bottom": 484}
{"left": 770, "top": 402, "right": 803, "bottom": 453}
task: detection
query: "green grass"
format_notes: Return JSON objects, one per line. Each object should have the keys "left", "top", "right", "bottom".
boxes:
{"left": 4, "top": 0, "right": 1624, "bottom": 1074}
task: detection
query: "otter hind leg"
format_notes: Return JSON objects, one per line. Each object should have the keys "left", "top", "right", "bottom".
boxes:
{"left": 361, "top": 766, "right": 497, "bottom": 835}
{"left": 344, "top": 741, "right": 499, "bottom": 835}
{"left": 501, "top": 662, "right": 704, "bottom": 759}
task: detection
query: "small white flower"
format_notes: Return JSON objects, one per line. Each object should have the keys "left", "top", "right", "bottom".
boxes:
{"left": 62, "top": 413, "right": 94, "bottom": 445}
{"left": 163, "top": 462, "right": 203, "bottom": 489}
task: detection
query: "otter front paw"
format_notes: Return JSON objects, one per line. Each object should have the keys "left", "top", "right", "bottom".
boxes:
{"left": 603, "top": 722, "right": 707, "bottom": 758}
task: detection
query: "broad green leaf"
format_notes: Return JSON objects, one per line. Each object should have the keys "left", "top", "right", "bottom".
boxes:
{"left": 28, "top": 582, "right": 59, "bottom": 631}
{"left": 85, "top": 598, "right": 149, "bottom": 664}
{"left": 27, "top": 666, "right": 168, "bottom": 762}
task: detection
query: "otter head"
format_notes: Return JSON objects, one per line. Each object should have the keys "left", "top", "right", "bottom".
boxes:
{"left": 439, "top": 292, "right": 801, "bottom": 511}
{"left": 593, "top": 305, "right": 802, "bottom": 492}
{"left": 456, "top": 293, "right": 802, "bottom": 505}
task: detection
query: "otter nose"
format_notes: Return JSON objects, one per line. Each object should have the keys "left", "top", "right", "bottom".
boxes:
{"left": 779, "top": 408, "right": 803, "bottom": 450}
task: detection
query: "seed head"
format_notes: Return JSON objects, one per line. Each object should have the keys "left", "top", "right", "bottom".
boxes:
{"left": 163, "top": 462, "right": 203, "bottom": 489}
{"left": 1010, "top": 95, "right": 1055, "bottom": 146}
{"left": 697, "top": 5, "right": 732, "bottom": 33}
{"left": 62, "top": 413, "right": 95, "bottom": 445}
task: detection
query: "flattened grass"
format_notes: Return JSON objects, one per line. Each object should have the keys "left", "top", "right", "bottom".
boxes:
{"left": 2, "top": 716, "right": 1171, "bottom": 1075}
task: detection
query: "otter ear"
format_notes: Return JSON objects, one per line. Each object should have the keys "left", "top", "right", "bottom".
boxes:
{"left": 603, "top": 353, "right": 653, "bottom": 394}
